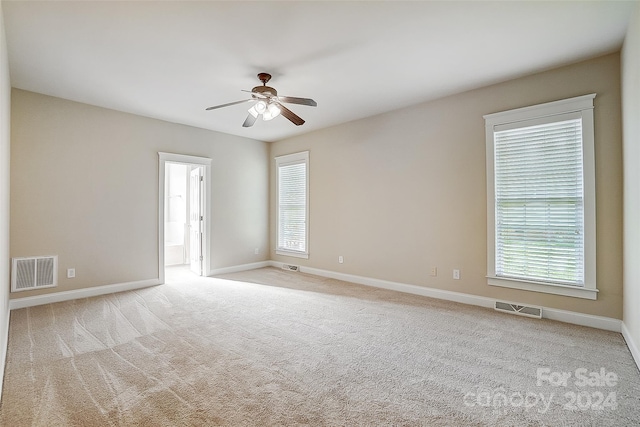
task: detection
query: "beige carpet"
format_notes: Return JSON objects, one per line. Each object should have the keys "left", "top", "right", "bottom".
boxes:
{"left": 1, "top": 267, "right": 639, "bottom": 426}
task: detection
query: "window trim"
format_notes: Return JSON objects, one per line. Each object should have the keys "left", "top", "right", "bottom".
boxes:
{"left": 484, "top": 94, "right": 597, "bottom": 300}
{"left": 275, "top": 151, "right": 309, "bottom": 259}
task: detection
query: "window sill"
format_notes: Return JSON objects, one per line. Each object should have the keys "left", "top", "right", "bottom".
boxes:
{"left": 488, "top": 276, "right": 598, "bottom": 300}
{"left": 276, "top": 250, "right": 309, "bottom": 259}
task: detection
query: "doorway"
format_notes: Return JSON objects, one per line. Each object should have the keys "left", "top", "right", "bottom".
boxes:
{"left": 158, "top": 153, "right": 212, "bottom": 283}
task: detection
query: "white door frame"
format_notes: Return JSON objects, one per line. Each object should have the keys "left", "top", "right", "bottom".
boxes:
{"left": 189, "top": 165, "right": 204, "bottom": 276}
{"left": 158, "top": 152, "right": 212, "bottom": 283}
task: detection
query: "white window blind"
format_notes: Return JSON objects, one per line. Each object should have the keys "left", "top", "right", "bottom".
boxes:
{"left": 276, "top": 152, "right": 309, "bottom": 257}
{"left": 494, "top": 118, "right": 584, "bottom": 286}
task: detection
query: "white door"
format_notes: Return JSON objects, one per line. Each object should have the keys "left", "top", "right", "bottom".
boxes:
{"left": 189, "top": 166, "right": 204, "bottom": 275}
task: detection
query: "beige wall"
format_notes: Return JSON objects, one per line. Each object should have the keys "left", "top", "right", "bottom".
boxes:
{"left": 10, "top": 89, "right": 269, "bottom": 299}
{"left": 271, "top": 53, "right": 623, "bottom": 319}
{"left": 0, "top": 0, "right": 11, "bottom": 400}
{"left": 623, "top": 3, "right": 640, "bottom": 355}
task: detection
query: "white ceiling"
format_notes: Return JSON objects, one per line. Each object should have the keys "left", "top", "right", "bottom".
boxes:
{"left": 2, "top": 1, "right": 635, "bottom": 142}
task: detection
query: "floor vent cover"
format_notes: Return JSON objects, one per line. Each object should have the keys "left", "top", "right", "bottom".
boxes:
{"left": 281, "top": 264, "right": 299, "bottom": 272}
{"left": 494, "top": 301, "right": 542, "bottom": 319}
{"left": 11, "top": 256, "right": 58, "bottom": 292}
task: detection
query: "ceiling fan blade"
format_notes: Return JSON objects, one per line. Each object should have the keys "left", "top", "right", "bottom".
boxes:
{"left": 242, "top": 113, "right": 258, "bottom": 128}
{"left": 276, "top": 103, "right": 305, "bottom": 126}
{"left": 241, "top": 90, "right": 269, "bottom": 98}
{"left": 278, "top": 96, "right": 317, "bottom": 107}
{"left": 205, "top": 99, "right": 253, "bottom": 110}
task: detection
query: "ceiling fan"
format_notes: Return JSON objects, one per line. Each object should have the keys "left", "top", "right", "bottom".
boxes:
{"left": 205, "top": 73, "right": 317, "bottom": 127}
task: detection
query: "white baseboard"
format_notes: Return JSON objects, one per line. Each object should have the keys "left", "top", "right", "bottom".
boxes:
{"left": 9, "top": 278, "right": 161, "bottom": 310}
{"left": 8, "top": 260, "right": 270, "bottom": 311}
{"left": 299, "top": 264, "right": 496, "bottom": 309}
{"left": 209, "top": 261, "right": 270, "bottom": 276}
{"left": 542, "top": 307, "right": 621, "bottom": 332}
{"left": 622, "top": 322, "right": 640, "bottom": 371}
{"left": 268, "top": 262, "right": 622, "bottom": 333}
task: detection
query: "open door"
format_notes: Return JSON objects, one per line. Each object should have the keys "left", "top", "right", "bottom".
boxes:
{"left": 159, "top": 152, "right": 211, "bottom": 284}
{"left": 189, "top": 166, "right": 204, "bottom": 276}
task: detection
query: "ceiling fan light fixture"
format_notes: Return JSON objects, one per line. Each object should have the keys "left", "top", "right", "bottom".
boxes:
{"left": 254, "top": 100, "right": 267, "bottom": 114}
{"left": 248, "top": 105, "right": 259, "bottom": 118}
{"left": 263, "top": 103, "right": 281, "bottom": 121}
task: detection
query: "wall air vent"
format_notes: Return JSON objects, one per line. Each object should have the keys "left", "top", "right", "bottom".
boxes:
{"left": 494, "top": 301, "right": 542, "bottom": 319}
{"left": 11, "top": 256, "right": 58, "bottom": 292}
{"left": 281, "top": 264, "right": 299, "bottom": 272}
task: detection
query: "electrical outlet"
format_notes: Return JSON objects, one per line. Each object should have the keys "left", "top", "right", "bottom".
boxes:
{"left": 338, "top": 256, "right": 344, "bottom": 264}
{"left": 453, "top": 269, "right": 460, "bottom": 280}
{"left": 429, "top": 267, "right": 437, "bottom": 277}
{"left": 67, "top": 268, "right": 76, "bottom": 279}
{"left": 254, "top": 248, "right": 259, "bottom": 255}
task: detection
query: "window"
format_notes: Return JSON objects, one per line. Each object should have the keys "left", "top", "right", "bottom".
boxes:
{"left": 484, "top": 94, "right": 597, "bottom": 299}
{"left": 276, "top": 151, "right": 309, "bottom": 258}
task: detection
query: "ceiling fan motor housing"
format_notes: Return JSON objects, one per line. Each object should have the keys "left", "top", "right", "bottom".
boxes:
{"left": 252, "top": 85, "right": 277, "bottom": 97}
